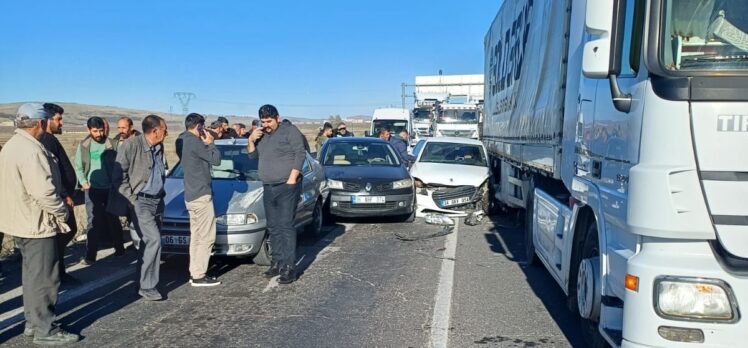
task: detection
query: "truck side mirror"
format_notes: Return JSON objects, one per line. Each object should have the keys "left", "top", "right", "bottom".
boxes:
{"left": 582, "top": 0, "right": 632, "bottom": 113}
{"left": 582, "top": 0, "right": 615, "bottom": 78}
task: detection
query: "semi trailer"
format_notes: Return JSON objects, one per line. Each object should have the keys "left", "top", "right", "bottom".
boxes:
{"left": 483, "top": 0, "right": 748, "bottom": 347}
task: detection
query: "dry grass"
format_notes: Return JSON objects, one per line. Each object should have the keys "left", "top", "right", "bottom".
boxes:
{"left": 0, "top": 123, "right": 370, "bottom": 255}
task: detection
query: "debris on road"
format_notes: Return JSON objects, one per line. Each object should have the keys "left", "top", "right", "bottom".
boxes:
{"left": 464, "top": 210, "right": 485, "bottom": 226}
{"left": 423, "top": 213, "right": 455, "bottom": 226}
{"left": 395, "top": 226, "right": 454, "bottom": 242}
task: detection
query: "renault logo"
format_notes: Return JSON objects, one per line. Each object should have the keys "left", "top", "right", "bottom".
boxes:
{"left": 365, "top": 183, "right": 372, "bottom": 192}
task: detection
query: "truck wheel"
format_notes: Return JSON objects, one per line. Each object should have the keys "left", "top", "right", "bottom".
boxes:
{"left": 523, "top": 181, "right": 540, "bottom": 266}
{"left": 574, "top": 222, "right": 608, "bottom": 348}
{"left": 252, "top": 236, "right": 272, "bottom": 266}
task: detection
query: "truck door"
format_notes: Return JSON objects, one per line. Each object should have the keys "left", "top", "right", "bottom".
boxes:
{"left": 590, "top": 0, "right": 646, "bottom": 300}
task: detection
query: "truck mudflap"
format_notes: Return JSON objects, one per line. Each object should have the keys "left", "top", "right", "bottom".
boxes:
{"left": 623, "top": 239, "right": 747, "bottom": 347}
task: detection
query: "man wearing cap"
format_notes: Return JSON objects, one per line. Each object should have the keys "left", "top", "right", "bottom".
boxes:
{"left": 335, "top": 122, "right": 354, "bottom": 137}
{"left": 0, "top": 103, "right": 79, "bottom": 344}
{"left": 40, "top": 103, "right": 80, "bottom": 285}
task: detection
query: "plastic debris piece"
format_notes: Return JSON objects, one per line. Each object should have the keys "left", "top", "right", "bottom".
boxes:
{"left": 424, "top": 213, "right": 455, "bottom": 226}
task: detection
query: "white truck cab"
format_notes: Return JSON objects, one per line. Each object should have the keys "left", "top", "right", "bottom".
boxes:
{"left": 483, "top": 0, "right": 748, "bottom": 347}
{"left": 433, "top": 103, "right": 480, "bottom": 139}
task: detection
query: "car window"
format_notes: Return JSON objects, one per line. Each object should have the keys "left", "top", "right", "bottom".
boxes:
{"left": 302, "top": 156, "right": 313, "bottom": 175}
{"left": 169, "top": 145, "right": 260, "bottom": 180}
{"left": 321, "top": 141, "right": 401, "bottom": 166}
{"left": 413, "top": 140, "right": 426, "bottom": 159}
{"left": 419, "top": 142, "right": 487, "bottom": 167}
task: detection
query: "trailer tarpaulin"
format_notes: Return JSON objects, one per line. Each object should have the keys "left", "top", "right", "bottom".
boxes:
{"left": 483, "top": 0, "right": 568, "bottom": 146}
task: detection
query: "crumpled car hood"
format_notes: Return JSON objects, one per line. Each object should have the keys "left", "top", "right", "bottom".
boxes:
{"left": 164, "top": 178, "right": 264, "bottom": 219}
{"left": 410, "top": 162, "right": 489, "bottom": 187}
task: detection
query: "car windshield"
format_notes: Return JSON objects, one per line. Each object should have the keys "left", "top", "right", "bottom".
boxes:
{"left": 437, "top": 109, "right": 478, "bottom": 124}
{"left": 322, "top": 142, "right": 401, "bottom": 166}
{"left": 419, "top": 142, "right": 487, "bottom": 167}
{"left": 372, "top": 120, "right": 408, "bottom": 138}
{"left": 661, "top": 0, "right": 748, "bottom": 72}
{"left": 169, "top": 145, "right": 260, "bottom": 180}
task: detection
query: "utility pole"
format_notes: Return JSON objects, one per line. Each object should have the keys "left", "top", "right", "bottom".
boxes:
{"left": 173, "top": 92, "right": 196, "bottom": 115}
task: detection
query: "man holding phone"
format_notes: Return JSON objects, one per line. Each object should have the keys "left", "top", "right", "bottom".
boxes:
{"left": 178, "top": 113, "right": 222, "bottom": 286}
{"left": 247, "top": 105, "right": 306, "bottom": 284}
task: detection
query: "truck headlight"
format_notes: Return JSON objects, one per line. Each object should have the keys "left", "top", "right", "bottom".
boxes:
{"left": 327, "top": 179, "right": 344, "bottom": 190}
{"left": 216, "top": 213, "right": 258, "bottom": 226}
{"left": 655, "top": 277, "right": 738, "bottom": 322}
{"left": 392, "top": 178, "right": 413, "bottom": 190}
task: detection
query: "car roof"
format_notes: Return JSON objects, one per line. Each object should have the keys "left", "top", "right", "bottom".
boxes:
{"left": 420, "top": 137, "right": 484, "bottom": 146}
{"left": 214, "top": 138, "right": 249, "bottom": 146}
{"left": 325, "top": 137, "right": 388, "bottom": 143}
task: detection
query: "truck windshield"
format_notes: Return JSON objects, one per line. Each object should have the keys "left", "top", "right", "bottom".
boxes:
{"left": 170, "top": 145, "right": 260, "bottom": 181}
{"left": 372, "top": 120, "right": 408, "bottom": 138}
{"left": 437, "top": 110, "right": 478, "bottom": 124}
{"left": 413, "top": 109, "right": 431, "bottom": 121}
{"left": 661, "top": 0, "right": 748, "bottom": 72}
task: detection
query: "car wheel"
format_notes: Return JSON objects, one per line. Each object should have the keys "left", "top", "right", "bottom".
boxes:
{"left": 480, "top": 184, "right": 491, "bottom": 215}
{"left": 252, "top": 236, "right": 272, "bottom": 266}
{"left": 323, "top": 198, "right": 335, "bottom": 225}
{"left": 305, "top": 198, "right": 324, "bottom": 236}
{"left": 401, "top": 210, "right": 415, "bottom": 223}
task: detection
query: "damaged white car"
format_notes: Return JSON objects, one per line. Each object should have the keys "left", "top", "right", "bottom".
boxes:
{"left": 409, "top": 137, "right": 490, "bottom": 216}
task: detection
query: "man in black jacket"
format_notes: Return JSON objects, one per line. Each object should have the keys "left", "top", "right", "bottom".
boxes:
{"left": 248, "top": 105, "right": 306, "bottom": 284}
{"left": 40, "top": 103, "right": 80, "bottom": 285}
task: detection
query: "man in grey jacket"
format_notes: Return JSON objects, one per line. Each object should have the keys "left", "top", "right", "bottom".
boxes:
{"left": 178, "top": 113, "right": 222, "bottom": 287}
{"left": 0, "top": 103, "right": 79, "bottom": 344}
{"left": 111, "top": 115, "right": 169, "bottom": 301}
{"left": 248, "top": 104, "right": 306, "bottom": 284}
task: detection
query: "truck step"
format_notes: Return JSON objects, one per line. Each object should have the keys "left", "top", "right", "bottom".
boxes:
{"left": 602, "top": 328, "right": 623, "bottom": 347}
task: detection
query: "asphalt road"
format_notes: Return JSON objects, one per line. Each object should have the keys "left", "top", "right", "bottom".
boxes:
{"left": 0, "top": 214, "right": 585, "bottom": 347}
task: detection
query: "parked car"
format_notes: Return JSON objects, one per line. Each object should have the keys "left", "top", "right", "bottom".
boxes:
{"left": 409, "top": 137, "right": 490, "bottom": 215}
{"left": 160, "top": 138, "right": 329, "bottom": 265}
{"left": 318, "top": 137, "right": 415, "bottom": 221}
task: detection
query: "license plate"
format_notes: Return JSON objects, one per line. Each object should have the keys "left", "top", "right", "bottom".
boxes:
{"left": 440, "top": 196, "right": 471, "bottom": 207}
{"left": 352, "top": 196, "right": 386, "bottom": 204}
{"left": 161, "top": 235, "right": 190, "bottom": 246}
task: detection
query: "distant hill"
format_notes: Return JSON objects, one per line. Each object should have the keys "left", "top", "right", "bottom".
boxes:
{"left": 0, "top": 102, "right": 370, "bottom": 127}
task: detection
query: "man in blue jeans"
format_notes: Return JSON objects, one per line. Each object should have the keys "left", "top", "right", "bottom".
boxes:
{"left": 248, "top": 104, "right": 306, "bottom": 284}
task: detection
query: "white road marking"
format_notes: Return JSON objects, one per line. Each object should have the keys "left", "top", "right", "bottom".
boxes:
{"left": 0, "top": 260, "right": 137, "bottom": 332}
{"left": 430, "top": 221, "right": 458, "bottom": 348}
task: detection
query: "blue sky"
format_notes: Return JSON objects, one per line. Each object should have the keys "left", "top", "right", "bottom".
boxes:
{"left": 0, "top": 1, "right": 500, "bottom": 118}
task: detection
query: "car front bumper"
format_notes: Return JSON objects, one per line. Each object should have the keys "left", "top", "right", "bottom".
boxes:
{"left": 414, "top": 185, "right": 482, "bottom": 216}
{"left": 160, "top": 219, "right": 266, "bottom": 256}
{"left": 329, "top": 192, "right": 414, "bottom": 217}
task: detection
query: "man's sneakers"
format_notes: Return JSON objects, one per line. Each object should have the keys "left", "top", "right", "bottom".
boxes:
{"left": 78, "top": 258, "right": 95, "bottom": 266}
{"left": 190, "top": 276, "right": 221, "bottom": 287}
{"left": 277, "top": 265, "right": 296, "bottom": 285}
{"left": 262, "top": 262, "right": 280, "bottom": 279}
{"left": 32, "top": 329, "right": 80, "bottom": 345}
{"left": 138, "top": 288, "right": 163, "bottom": 301}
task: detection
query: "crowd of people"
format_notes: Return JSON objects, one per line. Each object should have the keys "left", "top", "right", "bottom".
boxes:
{"left": 0, "top": 102, "right": 417, "bottom": 345}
